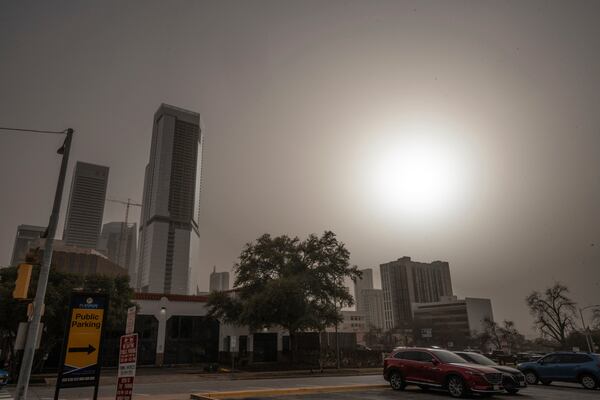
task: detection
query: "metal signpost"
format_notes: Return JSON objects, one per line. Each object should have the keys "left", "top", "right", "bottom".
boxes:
{"left": 230, "top": 336, "right": 237, "bottom": 374}
{"left": 55, "top": 292, "right": 108, "bottom": 400}
{"left": 115, "top": 334, "right": 138, "bottom": 400}
{"left": 125, "top": 306, "right": 136, "bottom": 335}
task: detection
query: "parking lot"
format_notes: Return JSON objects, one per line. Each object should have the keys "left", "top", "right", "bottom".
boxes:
{"left": 235, "top": 384, "right": 599, "bottom": 400}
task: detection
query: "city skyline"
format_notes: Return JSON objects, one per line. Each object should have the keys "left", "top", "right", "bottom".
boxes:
{"left": 1, "top": 1, "right": 600, "bottom": 334}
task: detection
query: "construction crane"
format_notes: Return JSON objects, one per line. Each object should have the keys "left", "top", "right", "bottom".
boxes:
{"left": 106, "top": 198, "right": 142, "bottom": 268}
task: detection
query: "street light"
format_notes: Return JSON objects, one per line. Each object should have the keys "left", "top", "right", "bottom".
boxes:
{"left": 579, "top": 304, "right": 600, "bottom": 353}
{"left": 1, "top": 127, "right": 75, "bottom": 400}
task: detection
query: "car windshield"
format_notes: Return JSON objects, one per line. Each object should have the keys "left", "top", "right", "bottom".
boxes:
{"left": 431, "top": 349, "right": 469, "bottom": 364}
{"left": 459, "top": 352, "right": 497, "bottom": 366}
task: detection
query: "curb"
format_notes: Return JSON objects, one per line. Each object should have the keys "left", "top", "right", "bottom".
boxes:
{"left": 190, "top": 383, "right": 389, "bottom": 399}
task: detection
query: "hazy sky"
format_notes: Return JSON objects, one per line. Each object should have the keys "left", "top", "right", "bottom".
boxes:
{"left": 1, "top": 0, "right": 599, "bottom": 335}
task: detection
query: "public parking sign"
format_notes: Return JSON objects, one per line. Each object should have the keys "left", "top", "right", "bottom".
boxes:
{"left": 56, "top": 292, "right": 108, "bottom": 398}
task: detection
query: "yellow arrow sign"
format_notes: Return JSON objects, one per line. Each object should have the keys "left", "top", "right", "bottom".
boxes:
{"left": 64, "top": 308, "right": 104, "bottom": 369}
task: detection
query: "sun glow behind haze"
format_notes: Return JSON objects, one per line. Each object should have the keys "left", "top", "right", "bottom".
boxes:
{"left": 368, "top": 119, "right": 475, "bottom": 225}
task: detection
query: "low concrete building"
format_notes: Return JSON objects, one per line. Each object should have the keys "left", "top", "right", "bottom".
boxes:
{"left": 133, "top": 292, "right": 218, "bottom": 366}
{"left": 133, "top": 293, "right": 288, "bottom": 366}
{"left": 28, "top": 239, "right": 127, "bottom": 277}
{"left": 412, "top": 296, "right": 494, "bottom": 349}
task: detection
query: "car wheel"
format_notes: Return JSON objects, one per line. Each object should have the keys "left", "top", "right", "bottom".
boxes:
{"left": 580, "top": 374, "right": 599, "bottom": 390}
{"left": 447, "top": 375, "right": 467, "bottom": 398}
{"left": 502, "top": 376, "right": 518, "bottom": 393}
{"left": 389, "top": 371, "right": 406, "bottom": 391}
{"left": 524, "top": 370, "right": 539, "bottom": 385}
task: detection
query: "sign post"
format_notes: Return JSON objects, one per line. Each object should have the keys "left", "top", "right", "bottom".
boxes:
{"left": 115, "top": 334, "right": 138, "bottom": 400}
{"left": 125, "top": 306, "right": 136, "bottom": 335}
{"left": 55, "top": 292, "right": 108, "bottom": 400}
{"left": 230, "top": 335, "right": 237, "bottom": 374}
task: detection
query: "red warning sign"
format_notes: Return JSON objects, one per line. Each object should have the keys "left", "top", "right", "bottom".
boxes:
{"left": 115, "top": 334, "right": 137, "bottom": 400}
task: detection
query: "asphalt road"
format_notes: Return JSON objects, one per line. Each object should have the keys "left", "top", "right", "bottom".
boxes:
{"left": 3, "top": 374, "right": 599, "bottom": 400}
{"left": 6, "top": 374, "right": 380, "bottom": 400}
{"left": 244, "top": 385, "right": 600, "bottom": 400}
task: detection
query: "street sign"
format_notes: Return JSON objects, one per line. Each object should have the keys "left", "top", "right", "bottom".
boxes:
{"left": 125, "top": 306, "right": 136, "bottom": 335}
{"left": 230, "top": 335, "right": 237, "bottom": 352}
{"left": 55, "top": 292, "right": 108, "bottom": 399}
{"left": 115, "top": 333, "right": 138, "bottom": 400}
{"left": 118, "top": 334, "right": 138, "bottom": 377}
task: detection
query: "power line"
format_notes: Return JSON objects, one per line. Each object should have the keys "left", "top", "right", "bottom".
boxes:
{"left": 0, "top": 126, "right": 68, "bottom": 135}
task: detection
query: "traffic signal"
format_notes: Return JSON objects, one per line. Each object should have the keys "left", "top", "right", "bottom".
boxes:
{"left": 13, "top": 263, "right": 32, "bottom": 299}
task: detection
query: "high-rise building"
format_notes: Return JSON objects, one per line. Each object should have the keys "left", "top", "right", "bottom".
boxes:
{"left": 361, "top": 288, "right": 385, "bottom": 330}
{"left": 98, "top": 222, "right": 138, "bottom": 282}
{"left": 381, "top": 256, "right": 453, "bottom": 330}
{"left": 137, "top": 104, "right": 203, "bottom": 294}
{"left": 209, "top": 267, "right": 230, "bottom": 292}
{"left": 9, "top": 224, "right": 46, "bottom": 266}
{"left": 63, "top": 161, "right": 109, "bottom": 248}
{"left": 354, "top": 268, "right": 374, "bottom": 313}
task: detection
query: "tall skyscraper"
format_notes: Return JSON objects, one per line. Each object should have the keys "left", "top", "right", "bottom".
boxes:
{"left": 98, "top": 222, "right": 138, "bottom": 282}
{"left": 209, "top": 267, "right": 230, "bottom": 292}
{"left": 137, "top": 104, "right": 203, "bottom": 294}
{"left": 62, "top": 161, "right": 109, "bottom": 248}
{"left": 10, "top": 224, "right": 46, "bottom": 266}
{"left": 381, "top": 256, "right": 453, "bottom": 330}
{"left": 354, "top": 268, "right": 374, "bottom": 313}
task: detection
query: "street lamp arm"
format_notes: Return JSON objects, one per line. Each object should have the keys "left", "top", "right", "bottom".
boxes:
{"left": 580, "top": 304, "right": 600, "bottom": 312}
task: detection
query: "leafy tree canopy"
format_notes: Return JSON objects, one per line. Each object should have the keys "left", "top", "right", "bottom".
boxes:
{"left": 207, "top": 231, "right": 361, "bottom": 336}
{"left": 0, "top": 265, "right": 134, "bottom": 371}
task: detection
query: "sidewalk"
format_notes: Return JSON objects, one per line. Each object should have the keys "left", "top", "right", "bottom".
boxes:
{"left": 38, "top": 366, "right": 381, "bottom": 386}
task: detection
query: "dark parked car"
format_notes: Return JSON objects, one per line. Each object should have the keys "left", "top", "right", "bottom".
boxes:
{"left": 0, "top": 369, "right": 8, "bottom": 387}
{"left": 384, "top": 347, "right": 504, "bottom": 398}
{"left": 517, "top": 352, "right": 600, "bottom": 390}
{"left": 516, "top": 352, "right": 544, "bottom": 363}
{"left": 487, "top": 350, "right": 517, "bottom": 365}
{"left": 456, "top": 351, "right": 526, "bottom": 394}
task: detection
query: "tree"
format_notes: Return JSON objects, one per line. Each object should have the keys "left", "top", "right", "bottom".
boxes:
{"left": 593, "top": 308, "right": 600, "bottom": 330}
{"left": 476, "top": 318, "right": 523, "bottom": 353}
{"left": 0, "top": 265, "right": 134, "bottom": 374}
{"left": 207, "top": 231, "right": 361, "bottom": 363}
{"left": 500, "top": 320, "right": 525, "bottom": 353}
{"left": 481, "top": 318, "right": 502, "bottom": 349}
{"left": 526, "top": 282, "right": 577, "bottom": 348}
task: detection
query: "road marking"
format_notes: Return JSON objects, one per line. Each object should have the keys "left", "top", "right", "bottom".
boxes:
{"left": 0, "top": 388, "right": 14, "bottom": 400}
{"left": 191, "top": 384, "right": 389, "bottom": 400}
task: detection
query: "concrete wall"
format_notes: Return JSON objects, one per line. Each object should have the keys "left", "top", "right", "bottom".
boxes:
{"left": 465, "top": 297, "right": 494, "bottom": 334}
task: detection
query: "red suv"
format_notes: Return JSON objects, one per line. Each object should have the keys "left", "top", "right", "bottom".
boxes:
{"left": 383, "top": 347, "right": 504, "bottom": 398}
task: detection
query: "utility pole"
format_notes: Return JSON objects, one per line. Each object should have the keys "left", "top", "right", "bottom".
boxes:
{"left": 579, "top": 305, "right": 600, "bottom": 353}
{"left": 15, "top": 129, "right": 73, "bottom": 400}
